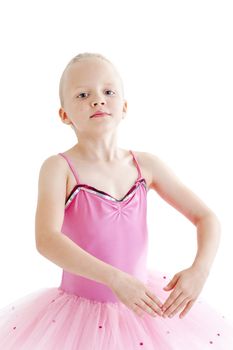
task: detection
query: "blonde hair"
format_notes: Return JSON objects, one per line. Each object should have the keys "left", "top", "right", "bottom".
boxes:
{"left": 59, "top": 52, "right": 124, "bottom": 107}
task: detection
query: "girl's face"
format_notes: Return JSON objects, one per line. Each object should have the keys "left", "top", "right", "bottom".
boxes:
{"left": 59, "top": 58, "right": 127, "bottom": 136}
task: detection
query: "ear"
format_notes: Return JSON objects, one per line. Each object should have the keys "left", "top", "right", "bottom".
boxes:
{"left": 59, "top": 107, "right": 72, "bottom": 125}
{"left": 122, "top": 100, "right": 127, "bottom": 118}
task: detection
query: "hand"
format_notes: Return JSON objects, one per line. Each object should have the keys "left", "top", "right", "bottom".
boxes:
{"left": 161, "top": 266, "right": 209, "bottom": 319}
{"left": 109, "top": 270, "right": 164, "bottom": 318}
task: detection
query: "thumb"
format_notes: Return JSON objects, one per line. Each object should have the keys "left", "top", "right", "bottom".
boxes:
{"left": 163, "top": 275, "right": 178, "bottom": 291}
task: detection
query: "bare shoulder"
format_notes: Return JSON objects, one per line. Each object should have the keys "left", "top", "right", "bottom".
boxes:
{"left": 134, "top": 150, "right": 183, "bottom": 188}
{"left": 39, "top": 153, "right": 69, "bottom": 172}
{"left": 37, "top": 153, "right": 69, "bottom": 193}
{"left": 132, "top": 150, "right": 160, "bottom": 189}
{"left": 134, "top": 150, "right": 215, "bottom": 225}
{"left": 127, "top": 150, "right": 150, "bottom": 188}
{"left": 35, "top": 154, "right": 68, "bottom": 250}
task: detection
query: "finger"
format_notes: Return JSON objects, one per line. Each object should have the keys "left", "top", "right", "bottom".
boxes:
{"left": 164, "top": 297, "right": 189, "bottom": 318}
{"left": 163, "top": 274, "right": 179, "bottom": 291}
{"left": 179, "top": 300, "right": 195, "bottom": 319}
{"left": 163, "top": 294, "right": 187, "bottom": 316}
{"left": 145, "top": 289, "right": 163, "bottom": 309}
{"left": 143, "top": 295, "right": 163, "bottom": 316}
{"left": 132, "top": 303, "right": 144, "bottom": 318}
{"left": 136, "top": 299, "right": 158, "bottom": 318}
{"left": 162, "top": 290, "right": 182, "bottom": 312}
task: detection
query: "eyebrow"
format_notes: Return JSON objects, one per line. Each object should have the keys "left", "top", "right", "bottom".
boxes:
{"left": 74, "top": 83, "right": 115, "bottom": 90}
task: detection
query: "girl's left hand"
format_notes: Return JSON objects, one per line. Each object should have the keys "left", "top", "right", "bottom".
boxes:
{"left": 161, "top": 266, "right": 209, "bottom": 319}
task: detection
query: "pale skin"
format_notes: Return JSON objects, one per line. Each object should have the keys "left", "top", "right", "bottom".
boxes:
{"left": 37, "top": 57, "right": 221, "bottom": 320}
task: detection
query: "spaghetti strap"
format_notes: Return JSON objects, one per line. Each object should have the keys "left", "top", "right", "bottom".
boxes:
{"left": 129, "top": 150, "right": 142, "bottom": 181}
{"left": 58, "top": 150, "right": 140, "bottom": 185}
{"left": 58, "top": 152, "right": 80, "bottom": 185}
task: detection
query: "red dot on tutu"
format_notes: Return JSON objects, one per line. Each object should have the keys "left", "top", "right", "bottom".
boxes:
{"left": 209, "top": 340, "right": 213, "bottom": 344}
{"left": 99, "top": 325, "right": 102, "bottom": 328}
{"left": 52, "top": 319, "right": 56, "bottom": 323}
{"left": 13, "top": 326, "right": 16, "bottom": 330}
{"left": 163, "top": 276, "right": 166, "bottom": 279}
{"left": 139, "top": 342, "right": 143, "bottom": 345}
{"left": 217, "top": 333, "right": 220, "bottom": 336}
{"left": 51, "top": 299, "right": 55, "bottom": 303}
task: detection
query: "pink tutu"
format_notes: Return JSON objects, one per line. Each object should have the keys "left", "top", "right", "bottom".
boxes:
{"left": 1, "top": 269, "right": 233, "bottom": 349}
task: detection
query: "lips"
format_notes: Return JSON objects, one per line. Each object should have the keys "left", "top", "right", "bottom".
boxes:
{"left": 90, "top": 112, "right": 110, "bottom": 118}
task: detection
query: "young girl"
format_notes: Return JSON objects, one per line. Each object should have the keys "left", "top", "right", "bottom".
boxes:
{"left": 0, "top": 52, "right": 233, "bottom": 349}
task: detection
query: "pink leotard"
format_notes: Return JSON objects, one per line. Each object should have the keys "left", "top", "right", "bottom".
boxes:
{"left": 58, "top": 150, "right": 149, "bottom": 302}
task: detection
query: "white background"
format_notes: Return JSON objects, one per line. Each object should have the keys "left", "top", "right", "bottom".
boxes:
{"left": 0, "top": 0, "right": 232, "bottom": 323}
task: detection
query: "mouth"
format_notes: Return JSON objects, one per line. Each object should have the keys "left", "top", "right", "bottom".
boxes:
{"left": 90, "top": 112, "right": 110, "bottom": 118}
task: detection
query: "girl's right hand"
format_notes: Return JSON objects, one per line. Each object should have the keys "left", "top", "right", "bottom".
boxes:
{"left": 109, "top": 270, "right": 163, "bottom": 318}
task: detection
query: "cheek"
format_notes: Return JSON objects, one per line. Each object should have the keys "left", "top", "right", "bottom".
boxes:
{"left": 110, "top": 98, "right": 123, "bottom": 109}
{"left": 70, "top": 104, "right": 85, "bottom": 116}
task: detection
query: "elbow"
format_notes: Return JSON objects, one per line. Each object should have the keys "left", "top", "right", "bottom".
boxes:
{"left": 206, "top": 212, "right": 221, "bottom": 227}
{"left": 196, "top": 212, "right": 222, "bottom": 234}
{"left": 35, "top": 230, "right": 58, "bottom": 254}
{"left": 197, "top": 210, "right": 221, "bottom": 224}
{"left": 35, "top": 233, "right": 48, "bottom": 254}
{"left": 36, "top": 240, "right": 45, "bottom": 254}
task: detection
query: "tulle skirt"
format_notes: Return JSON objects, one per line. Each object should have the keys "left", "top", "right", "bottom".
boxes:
{"left": 1, "top": 269, "right": 233, "bottom": 349}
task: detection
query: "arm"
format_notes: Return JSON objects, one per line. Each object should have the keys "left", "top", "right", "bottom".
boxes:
{"left": 143, "top": 151, "right": 221, "bottom": 274}
{"left": 37, "top": 231, "right": 120, "bottom": 287}
{"left": 191, "top": 213, "right": 221, "bottom": 277}
{"left": 143, "top": 152, "right": 221, "bottom": 318}
{"left": 35, "top": 155, "right": 119, "bottom": 288}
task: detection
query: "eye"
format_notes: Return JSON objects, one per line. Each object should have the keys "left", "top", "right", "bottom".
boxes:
{"left": 76, "top": 92, "right": 88, "bottom": 99}
{"left": 76, "top": 90, "right": 115, "bottom": 99}
{"left": 105, "top": 90, "right": 115, "bottom": 95}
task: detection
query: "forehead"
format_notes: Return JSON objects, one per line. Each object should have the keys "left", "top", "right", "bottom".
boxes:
{"left": 63, "top": 58, "right": 120, "bottom": 90}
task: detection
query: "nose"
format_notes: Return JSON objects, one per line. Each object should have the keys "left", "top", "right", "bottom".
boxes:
{"left": 91, "top": 94, "right": 106, "bottom": 107}
{"left": 91, "top": 101, "right": 106, "bottom": 107}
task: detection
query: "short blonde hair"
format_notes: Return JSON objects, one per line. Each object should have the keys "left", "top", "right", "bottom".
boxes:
{"left": 59, "top": 52, "right": 124, "bottom": 107}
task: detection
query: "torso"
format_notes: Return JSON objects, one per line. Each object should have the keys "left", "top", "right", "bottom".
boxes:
{"left": 60, "top": 148, "right": 152, "bottom": 202}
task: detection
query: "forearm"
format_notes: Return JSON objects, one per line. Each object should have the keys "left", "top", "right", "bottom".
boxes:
{"left": 191, "top": 214, "right": 221, "bottom": 276}
{"left": 36, "top": 232, "right": 120, "bottom": 288}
